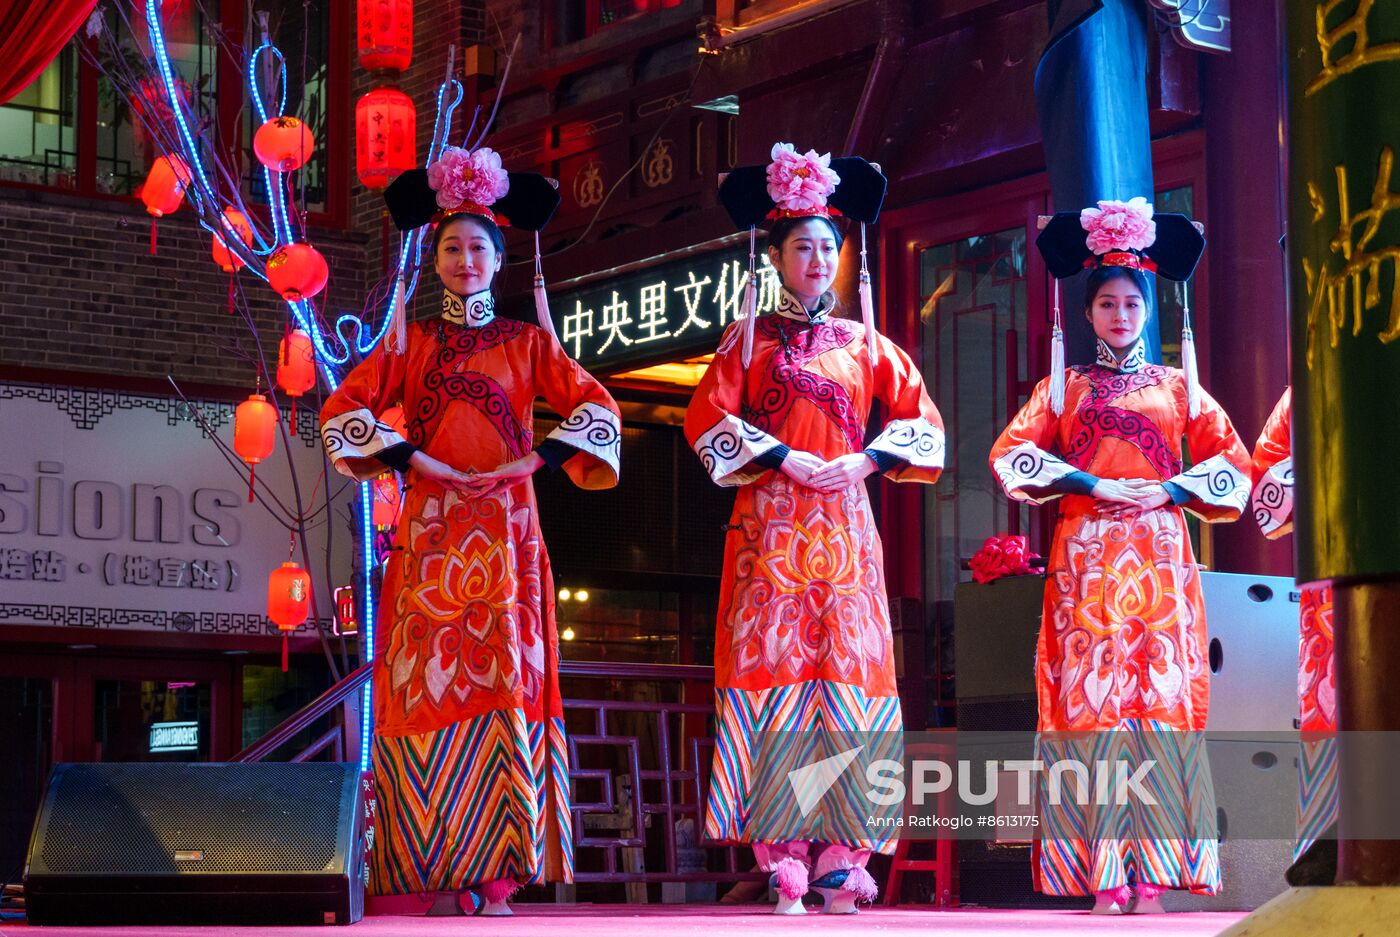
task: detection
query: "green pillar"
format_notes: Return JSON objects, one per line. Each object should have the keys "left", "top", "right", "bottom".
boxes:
{"left": 1286, "top": 0, "right": 1400, "bottom": 885}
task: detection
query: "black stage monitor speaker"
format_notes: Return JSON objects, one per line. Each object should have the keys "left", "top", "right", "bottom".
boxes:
{"left": 24, "top": 762, "right": 365, "bottom": 926}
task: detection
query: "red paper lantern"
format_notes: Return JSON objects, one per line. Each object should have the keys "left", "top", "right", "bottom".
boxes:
{"left": 277, "top": 329, "right": 317, "bottom": 397}
{"left": 357, "top": 0, "right": 413, "bottom": 72}
{"left": 267, "top": 243, "right": 329, "bottom": 302}
{"left": 268, "top": 560, "right": 312, "bottom": 671}
{"left": 234, "top": 392, "right": 277, "bottom": 502}
{"left": 211, "top": 208, "right": 254, "bottom": 272}
{"left": 371, "top": 475, "right": 401, "bottom": 527}
{"left": 253, "top": 116, "right": 315, "bottom": 172}
{"left": 355, "top": 87, "right": 416, "bottom": 189}
{"left": 141, "top": 155, "right": 190, "bottom": 217}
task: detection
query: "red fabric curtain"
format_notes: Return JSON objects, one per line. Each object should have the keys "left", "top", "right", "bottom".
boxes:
{"left": 0, "top": 0, "right": 99, "bottom": 105}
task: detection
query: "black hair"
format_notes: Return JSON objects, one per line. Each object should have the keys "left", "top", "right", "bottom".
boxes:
{"left": 767, "top": 214, "right": 844, "bottom": 253}
{"left": 1083, "top": 265, "right": 1151, "bottom": 312}
{"left": 431, "top": 212, "right": 507, "bottom": 258}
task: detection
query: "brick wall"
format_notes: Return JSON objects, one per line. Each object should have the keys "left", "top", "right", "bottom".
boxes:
{"left": 0, "top": 0, "right": 706, "bottom": 389}
{"left": 0, "top": 188, "right": 367, "bottom": 389}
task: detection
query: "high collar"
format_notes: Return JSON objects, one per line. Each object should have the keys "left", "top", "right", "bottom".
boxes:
{"left": 774, "top": 285, "right": 834, "bottom": 324}
{"left": 441, "top": 288, "right": 495, "bottom": 327}
{"left": 1096, "top": 336, "right": 1148, "bottom": 373}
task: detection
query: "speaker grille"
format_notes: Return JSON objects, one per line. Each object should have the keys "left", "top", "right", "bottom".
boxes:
{"left": 36, "top": 763, "right": 351, "bottom": 874}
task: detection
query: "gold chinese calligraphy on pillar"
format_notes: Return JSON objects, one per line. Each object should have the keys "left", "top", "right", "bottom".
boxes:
{"left": 1288, "top": 0, "right": 1400, "bottom": 580}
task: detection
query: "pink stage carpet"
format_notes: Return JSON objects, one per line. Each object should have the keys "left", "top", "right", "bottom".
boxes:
{"left": 0, "top": 905, "right": 1247, "bottom": 937}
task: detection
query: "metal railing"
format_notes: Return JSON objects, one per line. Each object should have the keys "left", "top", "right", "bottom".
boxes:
{"left": 232, "top": 657, "right": 763, "bottom": 886}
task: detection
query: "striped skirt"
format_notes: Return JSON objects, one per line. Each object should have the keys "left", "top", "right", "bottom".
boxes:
{"left": 369, "top": 708, "right": 573, "bottom": 895}
{"left": 704, "top": 679, "right": 903, "bottom": 854}
{"left": 1034, "top": 719, "right": 1220, "bottom": 896}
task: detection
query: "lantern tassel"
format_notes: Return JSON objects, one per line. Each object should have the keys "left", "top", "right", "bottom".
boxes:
{"left": 149, "top": 218, "right": 158, "bottom": 256}
{"left": 1049, "top": 278, "right": 1066, "bottom": 415}
{"left": 533, "top": 231, "right": 561, "bottom": 345}
{"left": 859, "top": 222, "right": 878, "bottom": 367}
{"left": 1181, "top": 284, "right": 1200, "bottom": 419}
{"left": 740, "top": 226, "right": 758, "bottom": 368}
{"left": 281, "top": 633, "right": 289, "bottom": 673}
{"left": 248, "top": 463, "right": 256, "bottom": 503}
{"left": 227, "top": 272, "right": 235, "bottom": 315}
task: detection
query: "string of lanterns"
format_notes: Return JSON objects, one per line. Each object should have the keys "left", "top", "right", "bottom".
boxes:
{"left": 135, "top": 2, "right": 422, "bottom": 674}
{"left": 355, "top": 0, "right": 416, "bottom": 190}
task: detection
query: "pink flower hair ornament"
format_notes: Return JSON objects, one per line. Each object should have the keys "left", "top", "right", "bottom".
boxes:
{"left": 1080, "top": 196, "right": 1156, "bottom": 256}
{"left": 425, "top": 146, "right": 512, "bottom": 222}
{"left": 765, "top": 142, "right": 841, "bottom": 217}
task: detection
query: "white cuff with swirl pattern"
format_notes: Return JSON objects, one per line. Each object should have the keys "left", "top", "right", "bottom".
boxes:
{"left": 866, "top": 418, "right": 946, "bottom": 470}
{"left": 321, "top": 407, "right": 408, "bottom": 480}
{"left": 992, "top": 441, "right": 1077, "bottom": 504}
{"left": 1169, "top": 453, "right": 1251, "bottom": 520}
{"left": 546, "top": 401, "right": 622, "bottom": 473}
{"left": 1251, "top": 456, "right": 1294, "bottom": 539}
{"left": 692, "top": 414, "right": 784, "bottom": 487}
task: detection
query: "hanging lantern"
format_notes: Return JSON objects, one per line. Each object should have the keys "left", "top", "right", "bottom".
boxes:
{"left": 234, "top": 392, "right": 277, "bottom": 502}
{"left": 267, "top": 243, "right": 329, "bottom": 301}
{"left": 267, "top": 560, "right": 312, "bottom": 671}
{"left": 355, "top": 87, "right": 416, "bottom": 190}
{"left": 371, "top": 475, "right": 401, "bottom": 527}
{"left": 277, "top": 328, "right": 317, "bottom": 430}
{"left": 140, "top": 155, "right": 191, "bottom": 217}
{"left": 253, "top": 116, "right": 315, "bottom": 172}
{"left": 211, "top": 208, "right": 254, "bottom": 272}
{"left": 277, "top": 329, "right": 317, "bottom": 397}
{"left": 140, "top": 155, "right": 192, "bottom": 255}
{"left": 357, "top": 0, "right": 413, "bottom": 72}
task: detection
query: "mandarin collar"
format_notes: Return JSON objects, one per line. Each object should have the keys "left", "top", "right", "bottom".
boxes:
{"left": 774, "top": 285, "right": 834, "bottom": 324}
{"left": 1096, "top": 336, "right": 1147, "bottom": 373}
{"left": 441, "top": 288, "right": 495, "bottom": 327}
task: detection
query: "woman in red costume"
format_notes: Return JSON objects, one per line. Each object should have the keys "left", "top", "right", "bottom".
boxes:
{"left": 320, "top": 145, "right": 621, "bottom": 914}
{"left": 990, "top": 200, "right": 1251, "bottom": 913}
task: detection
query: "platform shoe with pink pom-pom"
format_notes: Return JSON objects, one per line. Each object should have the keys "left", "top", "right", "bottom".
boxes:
{"left": 475, "top": 878, "right": 521, "bottom": 917}
{"left": 770, "top": 857, "right": 809, "bottom": 914}
{"left": 810, "top": 865, "right": 878, "bottom": 914}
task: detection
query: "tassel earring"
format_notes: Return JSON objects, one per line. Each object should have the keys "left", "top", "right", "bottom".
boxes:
{"left": 859, "top": 222, "right": 879, "bottom": 366}
{"left": 1180, "top": 281, "right": 1200, "bottom": 418}
{"left": 533, "top": 230, "right": 561, "bottom": 344}
{"left": 1049, "top": 277, "right": 1065, "bottom": 415}
{"left": 740, "top": 225, "right": 758, "bottom": 368}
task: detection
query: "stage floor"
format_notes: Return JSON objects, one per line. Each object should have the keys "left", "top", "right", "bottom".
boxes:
{"left": 0, "top": 904, "right": 1247, "bottom": 937}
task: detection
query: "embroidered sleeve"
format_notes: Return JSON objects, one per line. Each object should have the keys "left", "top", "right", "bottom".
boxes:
{"left": 1250, "top": 388, "right": 1294, "bottom": 539}
{"left": 989, "top": 377, "right": 1075, "bottom": 503}
{"left": 691, "top": 413, "right": 785, "bottom": 487}
{"left": 684, "top": 323, "right": 785, "bottom": 487}
{"left": 319, "top": 347, "right": 412, "bottom": 482}
{"left": 1167, "top": 383, "right": 1252, "bottom": 523}
{"left": 866, "top": 335, "right": 945, "bottom": 483}
{"left": 1252, "top": 456, "right": 1294, "bottom": 539}
{"left": 535, "top": 328, "right": 622, "bottom": 489}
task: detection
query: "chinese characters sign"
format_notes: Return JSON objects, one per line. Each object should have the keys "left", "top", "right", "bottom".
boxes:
{"left": 0, "top": 383, "right": 349, "bottom": 637}
{"left": 1287, "top": 0, "right": 1400, "bottom": 581}
{"left": 551, "top": 245, "right": 786, "bottom": 370}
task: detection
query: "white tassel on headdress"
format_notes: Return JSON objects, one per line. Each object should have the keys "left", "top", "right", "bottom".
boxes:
{"left": 1049, "top": 277, "right": 1065, "bottom": 415}
{"left": 1180, "top": 282, "right": 1200, "bottom": 418}
{"left": 740, "top": 225, "right": 758, "bottom": 368}
{"left": 533, "top": 230, "right": 562, "bottom": 346}
{"left": 859, "top": 222, "right": 879, "bottom": 367}
{"left": 385, "top": 275, "right": 407, "bottom": 355}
